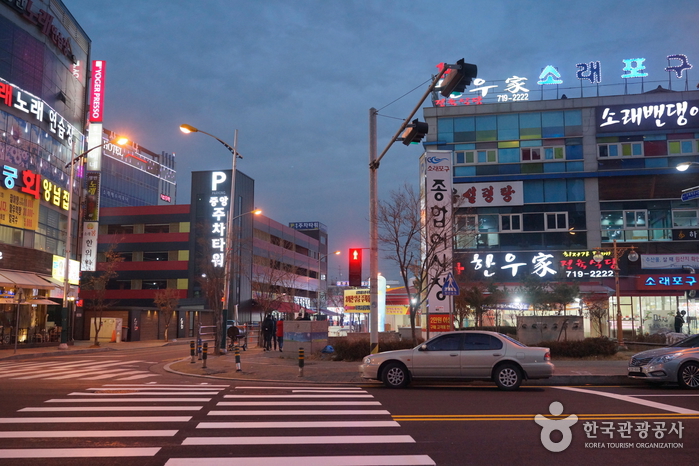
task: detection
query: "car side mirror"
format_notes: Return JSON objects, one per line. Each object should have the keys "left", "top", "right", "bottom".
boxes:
{"left": 419, "top": 344, "right": 428, "bottom": 351}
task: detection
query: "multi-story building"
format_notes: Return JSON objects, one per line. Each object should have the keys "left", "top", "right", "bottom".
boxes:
{"left": 0, "top": 0, "right": 89, "bottom": 346}
{"left": 423, "top": 85, "right": 699, "bottom": 337}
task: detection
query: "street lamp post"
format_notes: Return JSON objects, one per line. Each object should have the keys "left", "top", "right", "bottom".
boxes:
{"left": 593, "top": 240, "right": 639, "bottom": 348}
{"left": 229, "top": 208, "right": 262, "bottom": 323}
{"left": 317, "top": 251, "right": 340, "bottom": 315}
{"left": 61, "top": 136, "right": 128, "bottom": 346}
{"left": 180, "top": 124, "right": 243, "bottom": 353}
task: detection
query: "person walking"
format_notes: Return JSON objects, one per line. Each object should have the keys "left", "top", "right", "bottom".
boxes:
{"left": 271, "top": 316, "right": 278, "bottom": 351}
{"left": 674, "top": 310, "right": 685, "bottom": 333}
{"left": 276, "top": 319, "right": 284, "bottom": 352}
{"left": 261, "top": 314, "right": 274, "bottom": 351}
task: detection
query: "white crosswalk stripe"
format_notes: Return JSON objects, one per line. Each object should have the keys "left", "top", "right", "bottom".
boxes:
{"left": 0, "top": 358, "right": 159, "bottom": 381}
{"left": 0, "top": 383, "right": 435, "bottom": 464}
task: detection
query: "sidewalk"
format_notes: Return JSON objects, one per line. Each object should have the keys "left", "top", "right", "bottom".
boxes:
{"left": 0, "top": 339, "right": 640, "bottom": 387}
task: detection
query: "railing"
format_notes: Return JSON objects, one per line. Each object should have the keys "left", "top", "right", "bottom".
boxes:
{"left": 0, "top": 326, "right": 61, "bottom": 346}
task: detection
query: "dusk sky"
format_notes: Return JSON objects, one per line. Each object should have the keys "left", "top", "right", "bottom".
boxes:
{"left": 65, "top": 0, "right": 699, "bottom": 281}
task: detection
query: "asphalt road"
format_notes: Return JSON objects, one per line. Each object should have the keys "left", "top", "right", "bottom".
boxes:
{"left": 0, "top": 346, "right": 696, "bottom": 465}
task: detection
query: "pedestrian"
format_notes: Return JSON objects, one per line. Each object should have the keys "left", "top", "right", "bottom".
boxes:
{"left": 276, "top": 319, "right": 284, "bottom": 352}
{"left": 271, "top": 316, "right": 278, "bottom": 351}
{"left": 261, "top": 314, "right": 274, "bottom": 351}
{"left": 674, "top": 310, "right": 685, "bottom": 333}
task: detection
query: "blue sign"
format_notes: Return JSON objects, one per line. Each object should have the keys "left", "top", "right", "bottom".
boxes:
{"left": 681, "top": 189, "right": 699, "bottom": 202}
{"left": 442, "top": 272, "right": 460, "bottom": 296}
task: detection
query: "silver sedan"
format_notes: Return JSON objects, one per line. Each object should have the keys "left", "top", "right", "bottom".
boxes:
{"left": 628, "top": 333, "right": 699, "bottom": 389}
{"left": 358, "top": 330, "right": 553, "bottom": 391}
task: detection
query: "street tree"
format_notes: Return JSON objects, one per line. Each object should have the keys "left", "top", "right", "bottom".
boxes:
{"left": 153, "top": 288, "right": 180, "bottom": 342}
{"left": 583, "top": 294, "right": 610, "bottom": 337}
{"left": 81, "top": 248, "right": 123, "bottom": 347}
{"left": 378, "top": 183, "right": 466, "bottom": 344}
{"left": 550, "top": 282, "right": 580, "bottom": 314}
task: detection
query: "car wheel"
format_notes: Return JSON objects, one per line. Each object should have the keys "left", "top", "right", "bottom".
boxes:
{"left": 678, "top": 362, "right": 699, "bottom": 389}
{"left": 494, "top": 363, "right": 522, "bottom": 390}
{"left": 382, "top": 362, "right": 409, "bottom": 389}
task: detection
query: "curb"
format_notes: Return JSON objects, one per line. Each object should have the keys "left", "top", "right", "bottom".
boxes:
{"left": 0, "top": 346, "right": 114, "bottom": 361}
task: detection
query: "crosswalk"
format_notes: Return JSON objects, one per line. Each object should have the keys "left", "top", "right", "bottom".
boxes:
{"left": 0, "top": 383, "right": 436, "bottom": 465}
{"left": 0, "top": 358, "right": 160, "bottom": 381}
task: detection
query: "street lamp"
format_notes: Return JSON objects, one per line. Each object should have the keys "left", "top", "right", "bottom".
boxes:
{"left": 592, "top": 239, "right": 639, "bottom": 348}
{"left": 317, "top": 251, "right": 340, "bottom": 314}
{"left": 61, "top": 135, "right": 128, "bottom": 346}
{"left": 676, "top": 161, "right": 699, "bottom": 171}
{"left": 180, "top": 124, "right": 242, "bottom": 353}
{"left": 230, "top": 208, "right": 262, "bottom": 323}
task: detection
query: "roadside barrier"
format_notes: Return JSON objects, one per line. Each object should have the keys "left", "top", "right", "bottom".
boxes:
{"left": 190, "top": 341, "right": 195, "bottom": 363}
{"left": 298, "top": 347, "right": 304, "bottom": 377}
{"left": 235, "top": 345, "right": 242, "bottom": 372}
{"left": 202, "top": 342, "right": 208, "bottom": 368}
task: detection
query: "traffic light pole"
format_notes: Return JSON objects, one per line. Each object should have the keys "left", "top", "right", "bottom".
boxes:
{"left": 368, "top": 66, "right": 449, "bottom": 354}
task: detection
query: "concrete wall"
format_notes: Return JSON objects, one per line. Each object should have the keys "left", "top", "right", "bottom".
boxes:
{"left": 516, "top": 315, "right": 584, "bottom": 345}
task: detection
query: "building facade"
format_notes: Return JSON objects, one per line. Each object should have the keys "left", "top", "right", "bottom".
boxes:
{"left": 0, "top": 0, "right": 89, "bottom": 346}
{"left": 423, "top": 87, "right": 699, "bottom": 337}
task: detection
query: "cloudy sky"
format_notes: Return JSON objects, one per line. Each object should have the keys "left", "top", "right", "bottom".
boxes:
{"left": 64, "top": 0, "right": 699, "bottom": 281}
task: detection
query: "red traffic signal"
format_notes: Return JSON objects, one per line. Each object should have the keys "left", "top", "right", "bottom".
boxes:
{"left": 348, "top": 248, "right": 362, "bottom": 286}
{"left": 439, "top": 58, "right": 478, "bottom": 97}
{"left": 401, "top": 119, "right": 429, "bottom": 146}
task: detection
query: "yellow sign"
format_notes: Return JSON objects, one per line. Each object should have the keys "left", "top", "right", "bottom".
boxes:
{"left": 386, "top": 305, "right": 409, "bottom": 315}
{"left": 0, "top": 189, "right": 39, "bottom": 230}
{"left": 344, "top": 289, "right": 370, "bottom": 313}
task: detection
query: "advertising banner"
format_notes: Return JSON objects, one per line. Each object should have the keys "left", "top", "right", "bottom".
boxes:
{"left": 343, "top": 289, "right": 370, "bottom": 313}
{"left": 0, "top": 189, "right": 39, "bottom": 230}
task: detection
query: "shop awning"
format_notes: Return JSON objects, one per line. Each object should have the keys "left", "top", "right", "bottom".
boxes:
{"left": 26, "top": 298, "right": 60, "bottom": 305}
{"left": 0, "top": 271, "right": 55, "bottom": 290}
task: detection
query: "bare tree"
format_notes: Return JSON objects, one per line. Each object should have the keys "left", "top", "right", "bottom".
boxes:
{"left": 550, "top": 282, "right": 580, "bottom": 315}
{"left": 250, "top": 254, "right": 302, "bottom": 320}
{"left": 81, "top": 248, "right": 123, "bottom": 347}
{"left": 153, "top": 288, "right": 180, "bottom": 342}
{"left": 378, "top": 183, "right": 464, "bottom": 344}
{"left": 583, "top": 294, "right": 610, "bottom": 337}
{"left": 455, "top": 278, "right": 506, "bottom": 328}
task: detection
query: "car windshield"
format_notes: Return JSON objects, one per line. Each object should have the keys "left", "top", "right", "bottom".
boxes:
{"left": 500, "top": 334, "right": 527, "bottom": 347}
{"left": 672, "top": 334, "right": 699, "bottom": 348}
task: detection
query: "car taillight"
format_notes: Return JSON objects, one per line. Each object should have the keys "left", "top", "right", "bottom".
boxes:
{"left": 544, "top": 351, "right": 551, "bottom": 361}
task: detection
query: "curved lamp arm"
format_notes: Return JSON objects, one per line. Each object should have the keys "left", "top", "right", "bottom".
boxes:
{"left": 180, "top": 124, "right": 241, "bottom": 159}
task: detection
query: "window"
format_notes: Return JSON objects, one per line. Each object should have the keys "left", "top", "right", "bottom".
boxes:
{"left": 425, "top": 334, "right": 463, "bottom": 351}
{"left": 454, "top": 149, "right": 496, "bottom": 165}
{"left": 143, "top": 251, "right": 169, "bottom": 261}
{"left": 142, "top": 280, "right": 167, "bottom": 290}
{"left": 545, "top": 212, "right": 568, "bottom": 231}
{"left": 668, "top": 139, "right": 698, "bottom": 155}
{"left": 107, "top": 224, "right": 134, "bottom": 234}
{"left": 463, "top": 333, "right": 502, "bottom": 350}
{"left": 501, "top": 214, "right": 522, "bottom": 231}
{"left": 673, "top": 210, "right": 699, "bottom": 227}
{"left": 598, "top": 142, "right": 643, "bottom": 157}
{"left": 522, "top": 145, "right": 564, "bottom": 162}
{"left": 144, "top": 224, "right": 170, "bottom": 234}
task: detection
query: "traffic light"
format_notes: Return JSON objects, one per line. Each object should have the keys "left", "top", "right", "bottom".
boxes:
{"left": 348, "top": 248, "right": 362, "bottom": 286}
{"left": 400, "top": 119, "right": 429, "bottom": 146}
{"left": 439, "top": 58, "right": 478, "bottom": 97}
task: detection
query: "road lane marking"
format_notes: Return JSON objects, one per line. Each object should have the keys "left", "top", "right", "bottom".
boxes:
{"left": 207, "top": 409, "right": 391, "bottom": 416}
{"left": 218, "top": 401, "right": 381, "bottom": 406}
{"left": 111, "top": 373, "right": 160, "bottom": 380}
{"left": 165, "top": 455, "right": 435, "bottom": 466}
{"left": 182, "top": 435, "right": 415, "bottom": 445}
{"left": 47, "top": 398, "right": 210, "bottom": 403}
{"left": 0, "top": 430, "right": 177, "bottom": 438}
{"left": 0, "top": 448, "right": 160, "bottom": 458}
{"left": 392, "top": 414, "right": 699, "bottom": 421}
{"left": 19, "top": 406, "right": 201, "bottom": 412}
{"left": 234, "top": 386, "right": 364, "bottom": 390}
{"left": 0, "top": 416, "right": 191, "bottom": 423}
{"left": 223, "top": 394, "right": 373, "bottom": 398}
{"left": 103, "top": 383, "right": 229, "bottom": 387}
{"left": 70, "top": 391, "right": 220, "bottom": 396}
{"left": 553, "top": 386, "right": 699, "bottom": 414}
{"left": 197, "top": 421, "right": 400, "bottom": 429}
{"left": 86, "top": 386, "right": 223, "bottom": 391}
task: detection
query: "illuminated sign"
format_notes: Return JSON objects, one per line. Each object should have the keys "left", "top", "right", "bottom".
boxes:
{"left": 52, "top": 256, "right": 80, "bottom": 286}
{"left": 458, "top": 250, "right": 618, "bottom": 281}
{"left": 160, "top": 193, "right": 172, "bottom": 203}
{"left": 209, "top": 171, "right": 232, "bottom": 269}
{"left": 89, "top": 61, "right": 105, "bottom": 123}
{"left": 0, "top": 189, "right": 39, "bottom": 230}
{"left": 0, "top": 165, "right": 69, "bottom": 212}
{"left": 84, "top": 172, "right": 101, "bottom": 221}
{"left": 641, "top": 254, "right": 699, "bottom": 270}
{"left": 433, "top": 53, "right": 695, "bottom": 107}
{"left": 428, "top": 314, "right": 452, "bottom": 333}
{"left": 343, "top": 289, "right": 370, "bottom": 313}
{"left": 81, "top": 221, "right": 98, "bottom": 272}
{"left": 596, "top": 100, "right": 699, "bottom": 132}
{"left": 0, "top": 79, "right": 75, "bottom": 142}
{"left": 289, "top": 222, "right": 320, "bottom": 230}
{"left": 455, "top": 181, "right": 523, "bottom": 207}
{"left": 637, "top": 274, "right": 698, "bottom": 290}
{"left": 672, "top": 229, "right": 699, "bottom": 241}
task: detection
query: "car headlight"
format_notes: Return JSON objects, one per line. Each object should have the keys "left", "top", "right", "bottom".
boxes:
{"left": 651, "top": 353, "right": 682, "bottom": 364}
{"left": 363, "top": 356, "right": 373, "bottom": 365}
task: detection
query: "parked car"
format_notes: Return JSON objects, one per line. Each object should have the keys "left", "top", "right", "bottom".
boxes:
{"left": 627, "top": 333, "right": 699, "bottom": 389}
{"left": 358, "top": 330, "right": 553, "bottom": 391}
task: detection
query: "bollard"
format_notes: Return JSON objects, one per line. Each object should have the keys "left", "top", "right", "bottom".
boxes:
{"left": 190, "top": 341, "right": 196, "bottom": 363}
{"left": 235, "top": 345, "right": 242, "bottom": 372}
{"left": 298, "top": 347, "right": 304, "bottom": 377}
{"left": 202, "top": 342, "right": 208, "bottom": 368}
{"left": 197, "top": 338, "right": 202, "bottom": 360}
